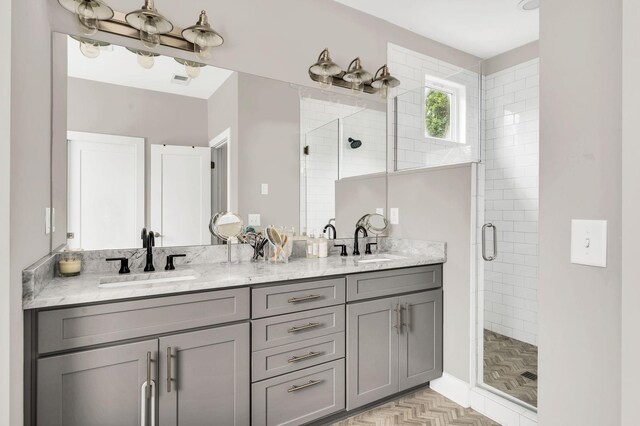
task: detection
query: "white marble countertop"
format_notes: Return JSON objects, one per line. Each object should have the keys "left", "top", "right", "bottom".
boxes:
{"left": 23, "top": 253, "right": 445, "bottom": 309}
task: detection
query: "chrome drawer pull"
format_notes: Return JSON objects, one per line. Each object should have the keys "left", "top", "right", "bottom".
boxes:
{"left": 287, "top": 379, "right": 323, "bottom": 393}
{"left": 287, "top": 294, "right": 321, "bottom": 304}
{"left": 288, "top": 322, "right": 321, "bottom": 333}
{"left": 287, "top": 351, "right": 322, "bottom": 363}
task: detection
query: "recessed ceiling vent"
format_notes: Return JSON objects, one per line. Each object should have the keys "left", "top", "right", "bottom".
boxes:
{"left": 518, "top": 0, "right": 539, "bottom": 11}
{"left": 171, "top": 74, "right": 191, "bottom": 86}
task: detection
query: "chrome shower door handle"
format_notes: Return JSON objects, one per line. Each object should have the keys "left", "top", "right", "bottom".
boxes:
{"left": 482, "top": 223, "right": 498, "bottom": 261}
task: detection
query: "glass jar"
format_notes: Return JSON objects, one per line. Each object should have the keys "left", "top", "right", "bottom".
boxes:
{"left": 59, "top": 251, "right": 82, "bottom": 277}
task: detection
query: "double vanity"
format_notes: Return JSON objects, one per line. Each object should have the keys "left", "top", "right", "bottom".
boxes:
{"left": 23, "top": 244, "right": 444, "bottom": 426}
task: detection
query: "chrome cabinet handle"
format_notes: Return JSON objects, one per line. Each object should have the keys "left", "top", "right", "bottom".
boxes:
{"left": 146, "top": 352, "right": 152, "bottom": 399}
{"left": 394, "top": 303, "right": 401, "bottom": 334}
{"left": 482, "top": 223, "right": 498, "bottom": 261}
{"left": 288, "top": 322, "right": 321, "bottom": 333}
{"left": 287, "top": 351, "right": 322, "bottom": 363}
{"left": 288, "top": 294, "right": 321, "bottom": 304}
{"left": 166, "top": 347, "right": 172, "bottom": 393}
{"left": 287, "top": 379, "right": 322, "bottom": 393}
{"left": 404, "top": 303, "right": 411, "bottom": 331}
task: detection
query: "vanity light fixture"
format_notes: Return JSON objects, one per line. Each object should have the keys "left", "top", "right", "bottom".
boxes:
{"left": 71, "top": 36, "right": 111, "bottom": 59}
{"left": 58, "top": 0, "right": 114, "bottom": 36}
{"left": 174, "top": 58, "right": 206, "bottom": 79}
{"left": 371, "top": 65, "right": 401, "bottom": 99}
{"left": 308, "top": 50, "right": 400, "bottom": 96}
{"left": 182, "top": 11, "right": 224, "bottom": 61}
{"left": 125, "top": 0, "right": 174, "bottom": 49}
{"left": 126, "top": 47, "right": 160, "bottom": 69}
{"left": 342, "top": 58, "right": 373, "bottom": 93}
{"left": 308, "top": 48, "right": 342, "bottom": 89}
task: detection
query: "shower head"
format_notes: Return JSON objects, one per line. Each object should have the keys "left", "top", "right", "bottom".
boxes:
{"left": 348, "top": 137, "right": 362, "bottom": 149}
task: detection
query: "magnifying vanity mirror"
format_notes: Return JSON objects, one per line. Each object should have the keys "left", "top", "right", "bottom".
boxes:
{"left": 50, "top": 32, "right": 389, "bottom": 254}
{"left": 357, "top": 213, "right": 389, "bottom": 235}
{"left": 209, "top": 212, "right": 244, "bottom": 262}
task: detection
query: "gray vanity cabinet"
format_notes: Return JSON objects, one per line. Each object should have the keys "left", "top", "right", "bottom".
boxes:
{"left": 346, "top": 297, "right": 399, "bottom": 410}
{"left": 158, "top": 323, "right": 250, "bottom": 426}
{"left": 398, "top": 290, "right": 443, "bottom": 391}
{"left": 37, "top": 339, "right": 158, "bottom": 426}
{"left": 346, "top": 289, "right": 443, "bottom": 411}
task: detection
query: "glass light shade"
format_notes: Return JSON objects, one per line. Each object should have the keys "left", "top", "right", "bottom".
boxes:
{"left": 126, "top": 0, "right": 173, "bottom": 49}
{"left": 137, "top": 53, "right": 155, "bottom": 69}
{"left": 309, "top": 49, "right": 342, "bottom": 78}
{"left": 343, "top": 58, "right": 373, "bottom": 86}
{"left": 79, "top": 40, "right": 101, "bottom": 58}
{"left": 58, "top": 0, "right": 114, "bottom": 19}
{"left": 175, "top": 58, "right": 205, "bottom": 79}
{"left": 185, "top": 64, "right": 201, "bottom": 79}
{"left": 378, "top": 83, "right": 389, "bottom": 100}
{"left": 77, "top": 15, "right": 98, "bottom": 35}
{"left": 193, "top": 43, "right": 212, "bottom": 61}
{"left": 317, "top": 74, "right": 333, "bottom": 89}
{"left": 371, "top": 65, "right": 400, "bottom": 99}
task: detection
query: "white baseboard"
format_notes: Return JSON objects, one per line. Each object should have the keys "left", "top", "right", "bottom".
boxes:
{"left": 430, "top": 375, "right": 538, "bottom": 426}
{"left": 430, "top": 373, "right": 472, "bottom": 407}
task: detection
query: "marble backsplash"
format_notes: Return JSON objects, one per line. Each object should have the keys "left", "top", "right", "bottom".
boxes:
{"left": 23, "top": 238, "right": 446, "bottom": 301}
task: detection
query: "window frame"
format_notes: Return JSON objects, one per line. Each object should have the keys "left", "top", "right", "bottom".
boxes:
{"left": 423, "top": 75, "right": 467, "bottom": 145}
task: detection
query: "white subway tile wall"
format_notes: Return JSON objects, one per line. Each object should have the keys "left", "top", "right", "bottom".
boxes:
{"left": 387, "top": 43, "right": 481, "bottom": 170}
{"left": 482, "top": 59, "right": 539, "bottom": 345}
{"left": 299, "top": 98, "right": 386, "bottom": 235}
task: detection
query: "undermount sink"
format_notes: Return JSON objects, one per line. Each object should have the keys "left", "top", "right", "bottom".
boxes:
{"left": 98, "top": 269, "right": 199, "bottom": 288}
{"left": 356, "top": 254, "right": 406, "bottom": 264}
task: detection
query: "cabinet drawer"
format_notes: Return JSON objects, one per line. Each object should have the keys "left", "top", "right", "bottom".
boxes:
{"left": 252, "top": 359, "right": 345, "bottom": 426}
{"left": 37, "top": 288, "right": 249, "bottom": 354}
{"left": 252, "top": 278, "right": 345, "bottom": 318}
{"left": 346, "top": 265, "right": 442, "bottom": 301}
{"left": 252, "top": 332, "right": 345, "bottom": 382}
{"left": 252, "top": 305, "right": 345, "bottom": 351}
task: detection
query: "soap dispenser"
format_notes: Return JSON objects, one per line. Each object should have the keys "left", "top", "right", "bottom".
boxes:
{"left": 318, "top": 231, "right": 328, "bottom": 258}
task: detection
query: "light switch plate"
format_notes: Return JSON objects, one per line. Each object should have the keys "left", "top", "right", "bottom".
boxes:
{"left": 571, "top": 219, "right": 607, "bottom": 267}
{"left": 376, "top": 207, "right": 384, "bottom": 215}
{"left": 248, "top": 214, "right": 261, "bottom": 227}
{"left": 45, "top": 208, "right": 51, "bottom": 235}
{"left": 390, "top": 208, "right": 399, "bottom": 225}
{"left": 261, "top": 184, "right": 269, "bottom": 195}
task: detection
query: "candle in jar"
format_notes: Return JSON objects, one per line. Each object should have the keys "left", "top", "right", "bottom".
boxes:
{"left": 59, "top": 259, "right": 82, "bottom": 276}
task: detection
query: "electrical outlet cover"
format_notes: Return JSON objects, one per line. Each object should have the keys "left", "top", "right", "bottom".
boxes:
{"left": 248, "top": 214, "right": 261, "bottom": 227}
{"left": 261, "top": 184, "right": 269, "bottom": 195}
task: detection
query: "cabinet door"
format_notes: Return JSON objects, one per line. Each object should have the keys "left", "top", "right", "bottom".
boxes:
{"left": 398, "top": 290, "right": 443, "bottom": 391}
{"left": 159, "top": 323, "right": 250, "bottom": 426}
{"left": 346, "top": 297, "right": 399, "bottom": 410}
{"left": 37, "top": 339, "right": 158, "bottom": 426}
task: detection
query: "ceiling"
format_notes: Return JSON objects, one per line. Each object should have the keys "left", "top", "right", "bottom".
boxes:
{"left": 332, "top": 0, "right": 539, "bottom": 59}
{"left": 67, "top": 37, "right": 234, "bottom": 100}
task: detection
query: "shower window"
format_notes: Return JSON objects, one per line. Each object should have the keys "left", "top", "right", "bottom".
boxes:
{"left": 424, "top": 76, "right": 465, "bottom": 144}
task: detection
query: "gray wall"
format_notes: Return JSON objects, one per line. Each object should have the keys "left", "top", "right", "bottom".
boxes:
{"left": 66, "top": 77, "right": 210, "bottom": 229}
{"left": 539, "top": 0, "right": 622, "bottom": 424}
{"left": 0, "top": 0, "right": 10, "bottom": 419}
{"left": 10, "top": 1, "right": 52, "bottom": 424}
{"left": 621, "top": 0, "right": 640, "bottom": 422}
{"left": 481, "top": 41, "right": 539, "bottom": 75}
{"left": 335, "top": 174, "right": 387, "bottom": 234}
{"left": 387, "top": 165, "right": 472, "bottom": 382}
{"left": 51, "top": 34, "right": 68, "bottom": 250}
{"left": 237, "top": 73, "right": 299, "bottom": 228}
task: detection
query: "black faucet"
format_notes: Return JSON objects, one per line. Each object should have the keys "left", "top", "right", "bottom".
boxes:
{"left": 323, "top": 224, "right": 337, "bottom": 239}
{"left": 144, "top": 231, "right": 156, "bottom": 272}
{"left": 353, "top": 225, "right": 368, "bottom": 256}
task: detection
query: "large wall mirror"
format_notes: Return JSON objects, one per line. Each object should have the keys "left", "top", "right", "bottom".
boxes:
{"left": 51, "top": 33, "right": 388, "bottom": 252}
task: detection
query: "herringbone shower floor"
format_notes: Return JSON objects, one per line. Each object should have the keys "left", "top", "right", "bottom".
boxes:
{"left": 483, "top": 329, "right": 538, "bottom": 407}
{"left": 332, "top": 388, "right": 499, "bottom": 426}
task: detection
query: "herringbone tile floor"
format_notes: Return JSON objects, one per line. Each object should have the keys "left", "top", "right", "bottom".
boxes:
{"left": 332, "top": 388, "right": 499, "bottom": 426}
{"left": 483, "top": 329, "right": 538, "bottom": 407}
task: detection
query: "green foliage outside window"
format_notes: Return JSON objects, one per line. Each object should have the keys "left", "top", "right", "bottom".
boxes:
{"left": 425, "top": 90, "right": 450, "bottom": 138}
